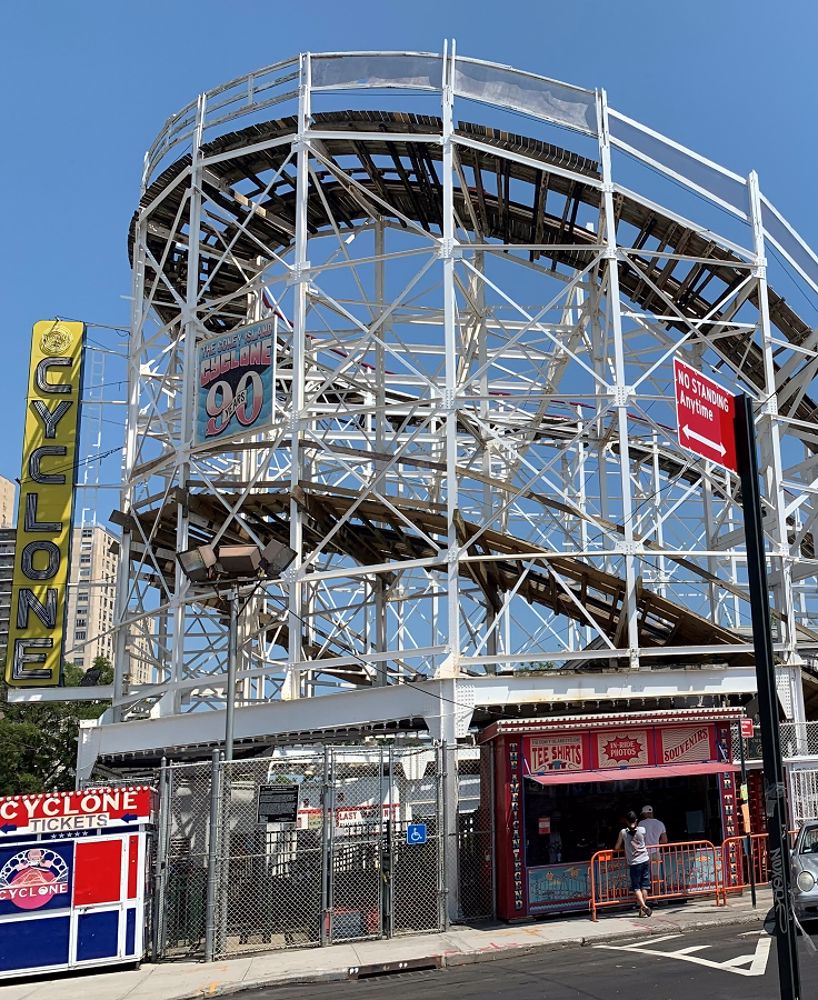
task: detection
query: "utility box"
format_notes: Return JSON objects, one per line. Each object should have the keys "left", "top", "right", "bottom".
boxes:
{"left": 0, "top": 786, "right": 155, "bottom": 978}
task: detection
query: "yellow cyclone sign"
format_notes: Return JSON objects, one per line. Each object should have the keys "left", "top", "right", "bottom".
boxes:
{"left": 5, "top": 320, "right": 85, "bottom": 687}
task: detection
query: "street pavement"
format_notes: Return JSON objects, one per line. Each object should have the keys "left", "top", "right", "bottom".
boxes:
{"left": 248, "top": 923, "right": 818, "bottom": 1000}
{"left": 3, "top": 888, "right": 812, "bottom": 1000}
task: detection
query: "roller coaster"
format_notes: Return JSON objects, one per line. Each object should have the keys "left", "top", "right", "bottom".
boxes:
{"left": 79, "top": 49, "right": 818, "bottom": 775}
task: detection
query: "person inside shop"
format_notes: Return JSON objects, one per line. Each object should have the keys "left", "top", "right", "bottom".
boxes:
{"left": 640, "top": 805, "right": 668, "bottom": 852}
{"left": 548, "top": 819, "right": 563, "bottom": 864}
{"left": 614, "top": 810, "right": 652, "bottom": 917}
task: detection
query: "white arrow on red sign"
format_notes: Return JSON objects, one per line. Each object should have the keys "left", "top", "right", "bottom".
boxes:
{"left": 673, "top": 358, "right": 737, "bottom": 472}
{"left": 680, "top": 424, "right": 727, "bottom": 458}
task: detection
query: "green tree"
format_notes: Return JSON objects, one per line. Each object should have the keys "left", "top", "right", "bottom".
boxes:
{"left": 0, "top": 656, "right": 113, "bottom": 795}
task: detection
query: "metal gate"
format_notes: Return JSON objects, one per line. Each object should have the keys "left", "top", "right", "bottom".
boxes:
{"left": 788, "top": 764, "right": 818, "bottom": 827}
{"left": 154, "top": 745, "right": 449, "bottom": 961}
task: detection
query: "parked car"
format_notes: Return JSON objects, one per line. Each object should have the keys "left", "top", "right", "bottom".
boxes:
{"left": 791, "top": 822, "right": 818, "bottom": 924}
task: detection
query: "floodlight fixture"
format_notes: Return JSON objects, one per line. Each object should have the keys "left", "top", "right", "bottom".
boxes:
{"left": 176, "top": 544, "right": 217, "bottom": 583}
{"left": 109, "top": 508, "right": 134, "bottom": 532}
{"left": 217, "top": 544, "right": 261, "bottom": 576}
{"left": 260, "top": 538, "right": 297, "bottom": 577}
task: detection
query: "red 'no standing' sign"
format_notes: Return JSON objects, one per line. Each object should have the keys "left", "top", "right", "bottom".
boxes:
{"left": 673, "top": 358, "right": 738, "bottom": 473}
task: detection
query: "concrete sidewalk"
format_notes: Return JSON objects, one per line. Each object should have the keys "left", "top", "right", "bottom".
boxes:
{"left": 3, "top": 890, "right": 772, "bottom": 1000}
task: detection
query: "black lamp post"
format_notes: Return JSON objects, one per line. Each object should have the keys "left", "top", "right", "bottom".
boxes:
{"left": 177, "top": 537, "right": 296, "bottom": 760}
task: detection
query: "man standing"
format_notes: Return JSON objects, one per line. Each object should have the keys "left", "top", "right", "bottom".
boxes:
{"left": 615, "top": 811, "right": 652, "bottom": 917}
{"left": 640, "top": 805, "right": 668, "bottom": 851}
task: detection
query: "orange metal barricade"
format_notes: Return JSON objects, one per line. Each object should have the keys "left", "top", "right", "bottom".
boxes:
{"left": 589, "top": 839, "right": 725, "bottom": 921}
{"left": 721, "top": 833, "right": 769, "bottom": 895}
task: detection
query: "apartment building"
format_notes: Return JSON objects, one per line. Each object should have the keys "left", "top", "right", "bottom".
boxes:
{"left": 0, "top": 476, "right": 15, "bottom": 529}
{"left": 0, "top": 526, "right": 14, "bottom": 661}
{"left": 63, "top": 524, "right": 156, "bottom": 686}
{"left": 0, "top": 473, "right": 154, "bottom": 684}
{"left": 64, "top": 524, "right": 118, "bottom": 670}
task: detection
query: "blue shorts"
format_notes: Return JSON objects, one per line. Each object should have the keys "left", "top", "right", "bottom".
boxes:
{"left": 629, "top": 860, "right": 651, "bottom": 892}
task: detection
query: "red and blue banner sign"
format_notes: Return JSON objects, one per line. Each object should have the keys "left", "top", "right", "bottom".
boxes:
{"left": 195, "top": 320, "right": 275, "bottom": 445}
{"left": 0, "top": 788, "right": 153, "bottom": 977}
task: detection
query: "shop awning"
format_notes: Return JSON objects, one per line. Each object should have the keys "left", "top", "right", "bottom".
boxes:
{"left": 526, "top": 762, "right": 739, "bottom": 786}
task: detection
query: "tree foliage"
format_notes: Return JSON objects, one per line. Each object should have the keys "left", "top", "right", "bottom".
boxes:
{"left": 0, "top": 656, "right": 113, "bottom": 795}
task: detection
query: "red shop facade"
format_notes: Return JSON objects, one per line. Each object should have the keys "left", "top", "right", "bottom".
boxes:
{"left": 479, "top": 708, "right": 746, "bottom": 920}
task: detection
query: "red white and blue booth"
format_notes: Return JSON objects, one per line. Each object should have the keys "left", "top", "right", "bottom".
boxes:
{"left": 0, "top": 786, "right": 155, "bottom": 978}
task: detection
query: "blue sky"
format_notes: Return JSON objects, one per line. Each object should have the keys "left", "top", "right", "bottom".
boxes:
{"left": 1, "top": 0, "right": 815, "bottom": 493}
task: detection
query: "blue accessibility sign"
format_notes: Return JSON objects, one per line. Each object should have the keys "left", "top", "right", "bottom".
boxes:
{"left": 406, "top": 823, "right": 427, "bottom": 845}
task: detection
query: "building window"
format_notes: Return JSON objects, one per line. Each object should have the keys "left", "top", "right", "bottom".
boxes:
{"left": 75, "top": 630, "right": 86, "bottom": 640}
{"left": 80, "top": 555, "right": 91, "bottom": 565}
{"left": 82, "top": 528, "right": 93, "bottom": 538}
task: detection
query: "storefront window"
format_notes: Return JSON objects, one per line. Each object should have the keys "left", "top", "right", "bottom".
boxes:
{"left": 523, "top": 774, "right": 724, "bottom": 869}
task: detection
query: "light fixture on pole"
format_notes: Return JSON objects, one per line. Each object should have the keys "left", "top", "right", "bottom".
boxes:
{"left": 176, "top": 537, "right": 296, "bottom": 760}
{"left": 176, "top": 544, "right": 217, "bottom": 583}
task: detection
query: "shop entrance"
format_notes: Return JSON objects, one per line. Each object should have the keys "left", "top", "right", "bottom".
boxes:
{"left": 524, "top": 775, "right": 724, "bottom": 868}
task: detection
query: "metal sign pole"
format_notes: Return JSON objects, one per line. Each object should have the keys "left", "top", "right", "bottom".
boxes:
{"left": 735, "top": 393, "right": 800, "bottom": 1000}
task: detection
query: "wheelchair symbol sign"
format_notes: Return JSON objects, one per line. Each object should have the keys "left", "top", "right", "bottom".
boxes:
{"left": 406, "top": 823, "right": 427, "bottom": 845}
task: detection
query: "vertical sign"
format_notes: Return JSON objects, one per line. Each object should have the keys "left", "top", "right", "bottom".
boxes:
{"left": 5, "top": 320, "right": 85, "bottom": 687}
{"left": 195, "top": 320, "right": 274, "bottom": 445}
{"left": 673, "top": 358, "right": 737, "bottom": 472}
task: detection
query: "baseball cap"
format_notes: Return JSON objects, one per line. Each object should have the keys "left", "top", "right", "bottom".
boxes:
{"left": 641, "top": 805, "right": 654, "bottom": 816}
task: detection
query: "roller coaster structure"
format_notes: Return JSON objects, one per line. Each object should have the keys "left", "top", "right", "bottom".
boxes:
{"left": 77, "top": 47, "right": 818, "bottom": 777}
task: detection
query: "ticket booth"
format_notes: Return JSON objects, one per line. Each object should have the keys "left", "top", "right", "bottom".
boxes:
{"left": 0, "top": 786, "right": 155, "bottom": 978}
{"left": 479, "top": 709, "right": 743, "bottom": 920}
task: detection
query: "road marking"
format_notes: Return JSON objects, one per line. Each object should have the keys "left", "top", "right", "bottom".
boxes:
{"left": 594, "top": 935, "right": 772, "bottom": 978}
{"left": 748, "top": 939, "right": 772, "bottom": 976}
{"left": 723, "top": 954, "right": 757, "bottom": 968}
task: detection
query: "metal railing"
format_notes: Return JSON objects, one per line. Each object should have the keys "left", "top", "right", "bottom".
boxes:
{"left": 722, "top": 833, "right": 769, "bottom": 897}
{"left": 589, "top": 840, "right": 725, "bottom": 921}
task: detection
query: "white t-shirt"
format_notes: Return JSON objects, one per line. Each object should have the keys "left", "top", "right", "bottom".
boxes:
{"left": 641, "top": 817, "right": 667, "bottom": 851}
{"left": 621, "top": 825, "right": 650, "bottom": 865}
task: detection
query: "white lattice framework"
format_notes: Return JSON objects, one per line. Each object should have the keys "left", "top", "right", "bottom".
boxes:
{"left": 99, "top": 47, "right": 818, "bottom": 758}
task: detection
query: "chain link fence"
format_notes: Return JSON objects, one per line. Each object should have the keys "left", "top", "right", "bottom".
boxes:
{"left": 457, "top": 744, "right": 494, "bottom": 921}
{"left": 159, "top": 760, "right": 213, "bottom": 958}
{"left": 151, "top": 742, "right": 494, "bottom": 962}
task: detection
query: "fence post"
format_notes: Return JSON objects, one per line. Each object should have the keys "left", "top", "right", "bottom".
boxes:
{"left": 378, "top": 747, "right": 386, "bottom": 938}
{"left": 204, "top": 749, "right": 222, "bottom": 962}
{"left": 152, "top": 756, "right": 171, "bottom": 960}
{"left": 439, "top": 741, "right": 450, "bottom": 931}
{"left": 319, "top": 746, "right": 331, "bottom": 946}
{"left": 488, "top": 745, "right": 497, "bottom": 920}
{"left": 387, "top": 746, "right": 395, "bottom": 938}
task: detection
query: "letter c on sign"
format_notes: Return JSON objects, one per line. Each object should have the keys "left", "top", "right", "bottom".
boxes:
{"left": 35, "top": 358, "right": 72, "bottom": 394}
